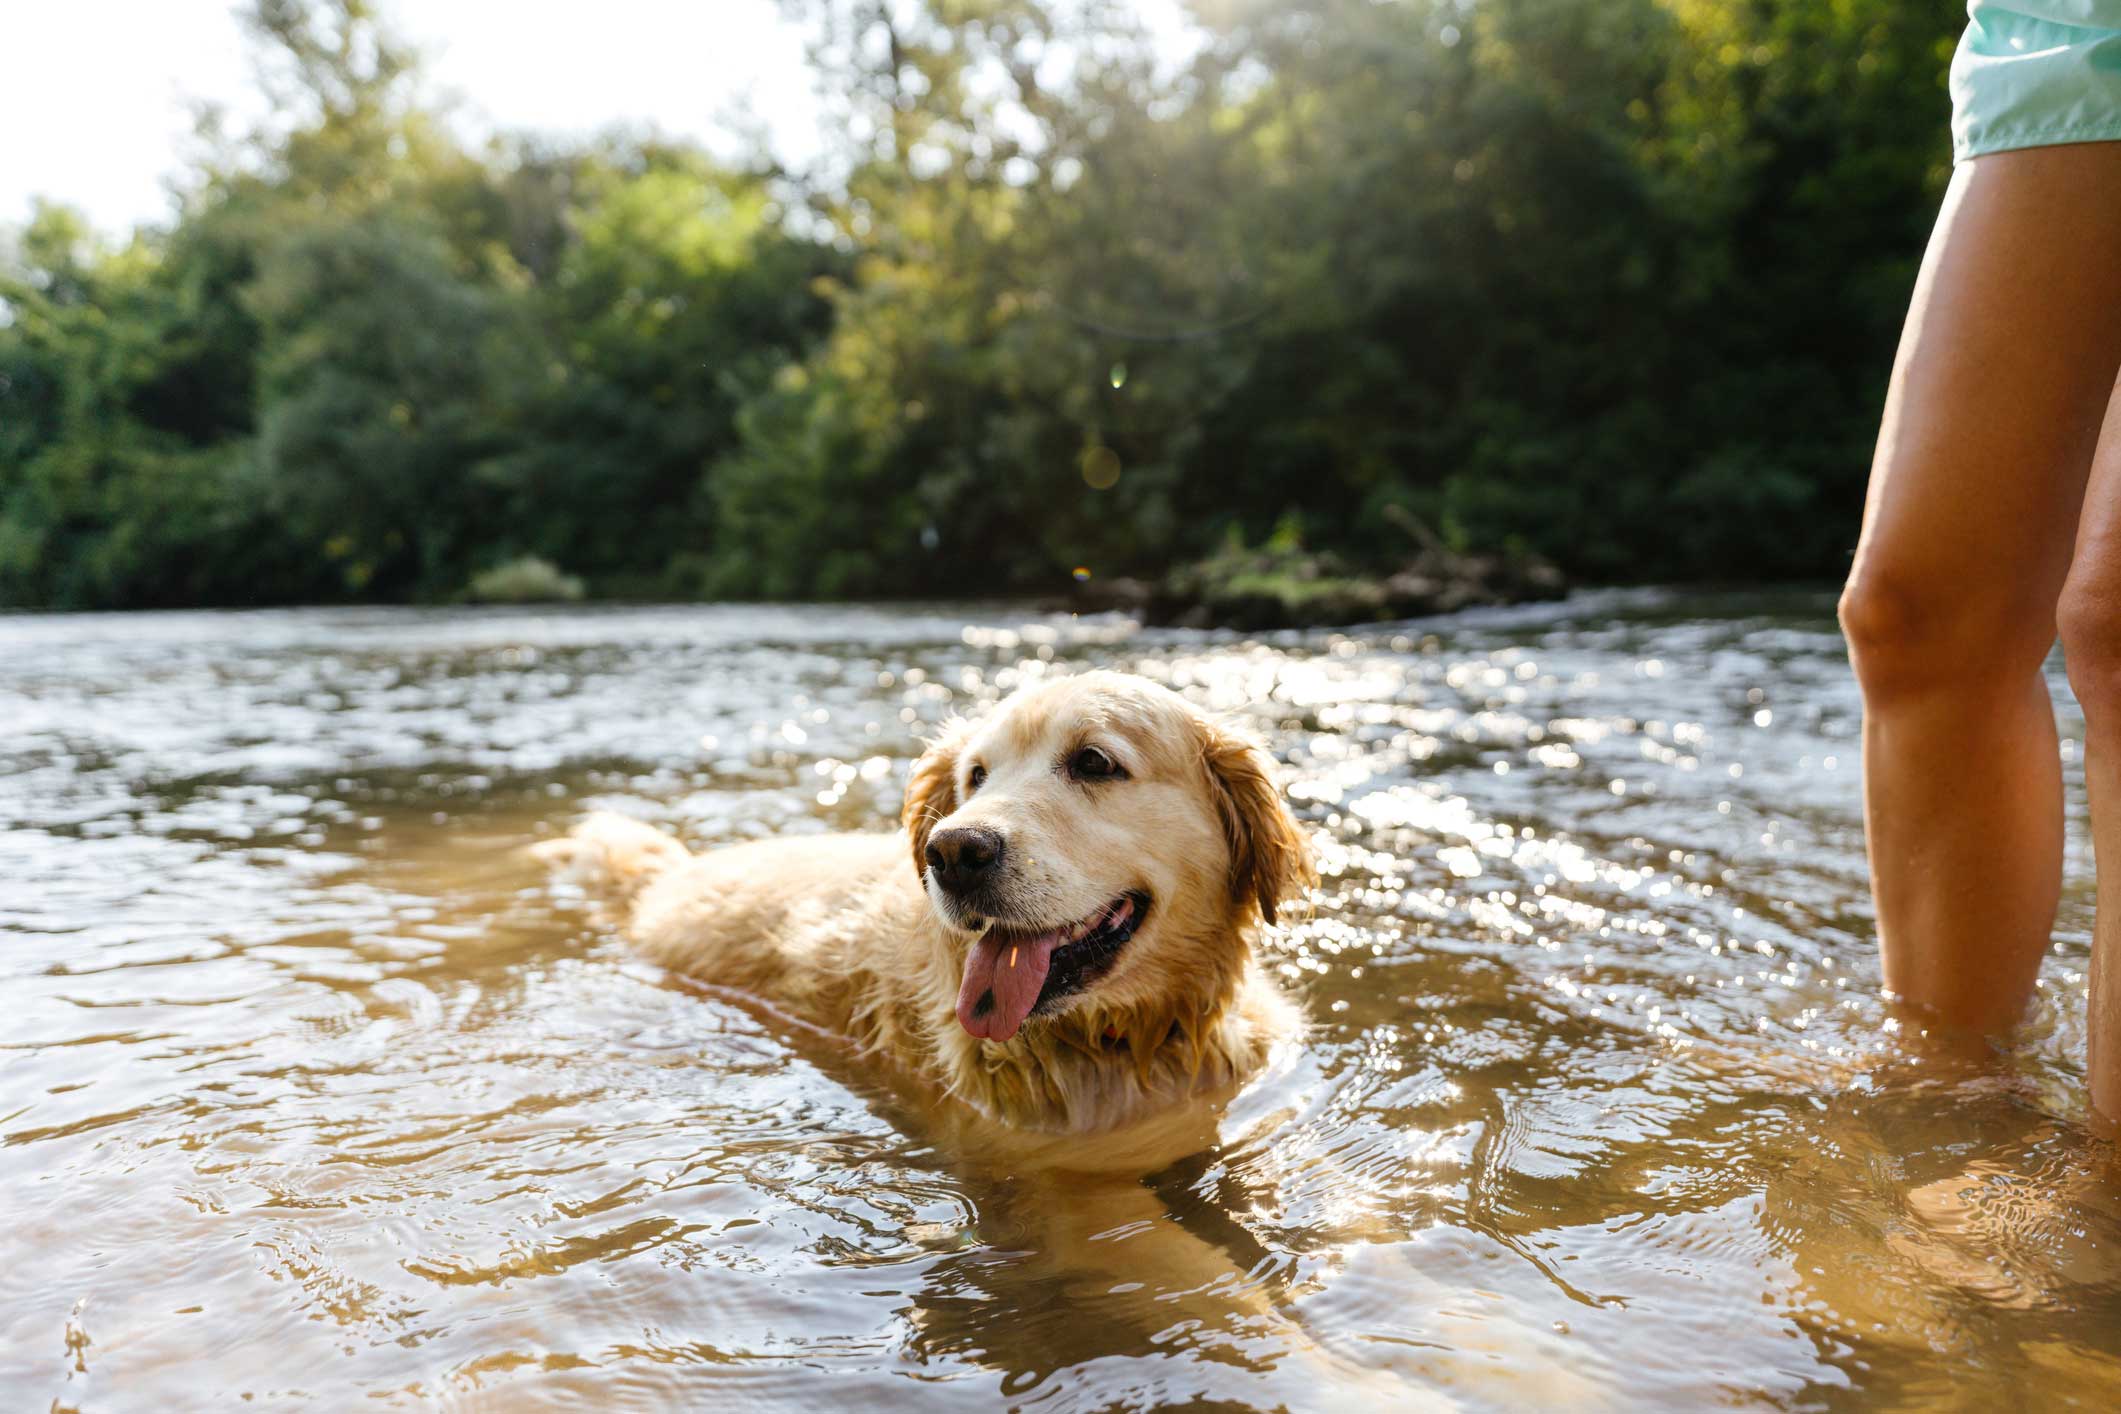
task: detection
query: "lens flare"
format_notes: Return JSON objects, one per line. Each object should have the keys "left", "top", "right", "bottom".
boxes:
{"left": 1081, "top": 447, "right": 1121, "bottom": 489}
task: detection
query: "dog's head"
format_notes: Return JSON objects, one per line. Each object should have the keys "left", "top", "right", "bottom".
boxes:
{"left": 901, "top": 671, "right": 1314, "bottom": 1043}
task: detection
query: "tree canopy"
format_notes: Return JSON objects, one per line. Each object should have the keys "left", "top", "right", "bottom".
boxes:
{"left": 0, "top": 0, "right": 1961, "bottom": 609}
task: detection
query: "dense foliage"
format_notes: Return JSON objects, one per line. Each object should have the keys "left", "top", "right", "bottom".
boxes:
{"left": 0, "top": 0, "right": 1960, "bottom": 609}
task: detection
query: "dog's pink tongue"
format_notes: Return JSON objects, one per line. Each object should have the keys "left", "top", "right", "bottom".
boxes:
{"left": 956, "top": 930, "right": 1062, "bottom": 1042}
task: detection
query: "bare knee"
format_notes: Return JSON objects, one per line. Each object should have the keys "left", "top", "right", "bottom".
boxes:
{"left": 2058, "top": 572, "right": 2121, "bottom": 725}
{"left": 1839, "top": 562, "right": 2054, "bottom": 703}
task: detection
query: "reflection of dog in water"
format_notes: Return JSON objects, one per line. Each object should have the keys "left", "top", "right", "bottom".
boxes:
{"left": 537, "top": 669, "right": 1314, "bottom": 1141}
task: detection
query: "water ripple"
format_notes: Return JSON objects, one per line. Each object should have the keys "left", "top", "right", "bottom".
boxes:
{"left": 1, "top": 592, "right": 2115, "bottom": 1408}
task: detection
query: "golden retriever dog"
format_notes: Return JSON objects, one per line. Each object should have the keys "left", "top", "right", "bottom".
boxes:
{"left": 537, "top": 673, "right": 1467, "bottom": 1394}
{"left": 536, "top": 670, "right": 1314, "bottom": 1140}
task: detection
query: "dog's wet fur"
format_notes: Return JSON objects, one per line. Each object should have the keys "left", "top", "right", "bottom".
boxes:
{"left": 538, "top": 671, "right": 1315, "bottom": 1135}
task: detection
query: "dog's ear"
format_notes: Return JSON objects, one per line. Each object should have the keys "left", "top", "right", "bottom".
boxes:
{"left": 1198, "top": 719, "right": 1316, "bottom": 925}
{"left": 902, "top": 719, "right": 967, "bottom": 877}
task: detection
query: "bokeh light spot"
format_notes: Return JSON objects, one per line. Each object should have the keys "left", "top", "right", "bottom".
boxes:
{"left": 1082, "top": 447, "right": 1121, "bottom": 489}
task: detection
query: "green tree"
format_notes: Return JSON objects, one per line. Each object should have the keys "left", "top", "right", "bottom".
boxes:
{"left": 244, "top": 212, "right": 513, "bottom": 597}
{"left": 483, "top": 148, "right": 842, "bottom": 594}
{"left": 1, "top": 0, "right": 1965, "bottom": 609}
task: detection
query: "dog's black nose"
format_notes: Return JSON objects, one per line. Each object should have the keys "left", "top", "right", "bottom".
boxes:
{"left": 926, "top": 826, "right": 1004, "bottom": 896}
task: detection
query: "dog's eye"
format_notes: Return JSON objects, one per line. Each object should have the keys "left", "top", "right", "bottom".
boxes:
{"left": 1067, "top": 746, "right": 1126, "bottom": 782}
{"left": 967, "top": 764, "right": 987, "bottom": 793}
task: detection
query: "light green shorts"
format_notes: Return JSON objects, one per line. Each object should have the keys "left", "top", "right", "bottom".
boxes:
{"left": 1952, "top": 1, "right": 2121, "bottom": 160}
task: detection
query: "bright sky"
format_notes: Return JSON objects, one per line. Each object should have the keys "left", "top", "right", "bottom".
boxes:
{"left": 0, "top": 0, "right": 828, "bottom": 235}
{"left": 4, "top": 1, "right": 1200, "bottom": 239}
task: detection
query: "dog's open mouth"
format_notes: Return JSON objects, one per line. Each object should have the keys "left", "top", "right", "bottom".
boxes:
{"left": 954, "top": 891, "right": 1150, "bottom": 1042}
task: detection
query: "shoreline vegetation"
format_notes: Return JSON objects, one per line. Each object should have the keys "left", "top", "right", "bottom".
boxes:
{"left": 1063, "top": 510, "right": 1564, "bottom": 629}
{"left": 2, "top": 1, "right": 1956, "bottom": 614}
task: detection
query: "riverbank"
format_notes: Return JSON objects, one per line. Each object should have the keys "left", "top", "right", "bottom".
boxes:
{"left": 1061, "top": 524, "right": 1565, "bottom": 630}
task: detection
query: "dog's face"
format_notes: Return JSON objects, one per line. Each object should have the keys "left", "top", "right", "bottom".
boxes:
{"left": 902, "top": 671, "right": 1313, "bottom": 1043}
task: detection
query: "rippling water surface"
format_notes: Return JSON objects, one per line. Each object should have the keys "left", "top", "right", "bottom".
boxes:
{"left": 5, "top": 594, "right": 2119, "bottom": 1410}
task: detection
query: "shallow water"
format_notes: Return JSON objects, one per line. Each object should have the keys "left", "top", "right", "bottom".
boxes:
{"left": 4, "top": 593, "right": 2118, "bottom": 1410}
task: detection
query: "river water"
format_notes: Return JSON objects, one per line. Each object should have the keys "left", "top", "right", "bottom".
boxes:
{"left": 3, "top": 594, "right": 2117, "bottom": 1410}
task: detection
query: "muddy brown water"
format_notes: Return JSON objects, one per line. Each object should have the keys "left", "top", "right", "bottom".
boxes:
{"left": 3, "top": 594, "right": 2118, "bottom": 1409}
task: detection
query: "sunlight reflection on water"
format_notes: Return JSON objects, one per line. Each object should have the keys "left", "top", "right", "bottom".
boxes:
{"left": 2, "top": 592, "right": 2117, "bottom": 1409}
